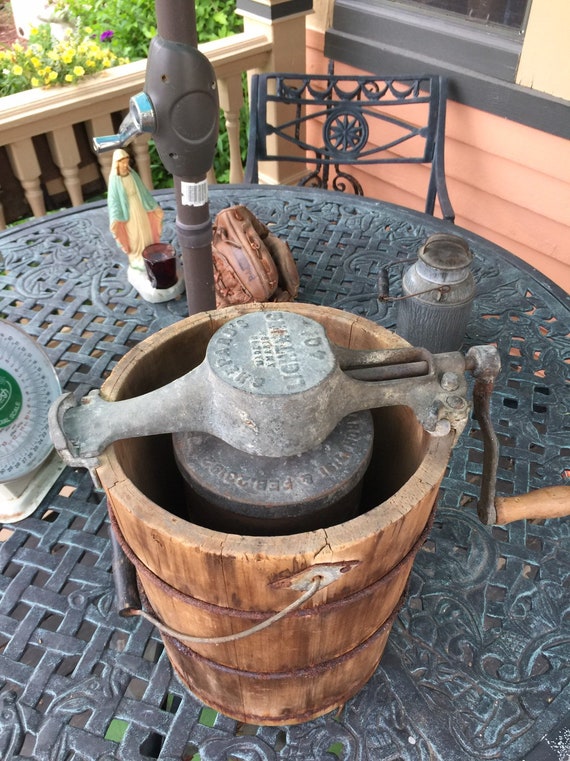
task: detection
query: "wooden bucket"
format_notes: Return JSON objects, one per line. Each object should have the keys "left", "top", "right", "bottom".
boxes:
{"left": 96, "top": 303, "right": 454, "bottom": 725}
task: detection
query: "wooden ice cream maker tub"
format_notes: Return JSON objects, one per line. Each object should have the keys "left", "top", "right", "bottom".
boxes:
{"left": 49, "top": 302, "right": 570, "bottom": 725}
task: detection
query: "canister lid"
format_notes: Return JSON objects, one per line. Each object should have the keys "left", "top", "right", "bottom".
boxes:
{"left": 173, "top": 410, "right": 373, "bottom": 533}
{"left": 419, "top": 233, "right": 472, "bottom": 271}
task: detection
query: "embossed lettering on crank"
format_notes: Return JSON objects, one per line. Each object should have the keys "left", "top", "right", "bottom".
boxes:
{"left": 248, "top": 312, "right": 307, "bottom": 391}
{"left": 212, "top": 320, "right": 264, "bottom": 389}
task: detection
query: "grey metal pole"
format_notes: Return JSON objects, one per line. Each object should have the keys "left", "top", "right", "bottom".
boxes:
{"left": 150, "top": 0, "right": 218, "bottom": 314}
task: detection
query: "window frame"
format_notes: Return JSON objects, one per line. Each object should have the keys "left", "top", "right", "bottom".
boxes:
{"left": 388, "top": 0, "right": 531, "bottom": 34}
{"left": 325, "top": 0, "right": 569, "bottom": 138}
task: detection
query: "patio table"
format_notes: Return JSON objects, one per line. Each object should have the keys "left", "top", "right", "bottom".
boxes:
{"left": 0, "top": 185, "right": 568, "bottom": 761}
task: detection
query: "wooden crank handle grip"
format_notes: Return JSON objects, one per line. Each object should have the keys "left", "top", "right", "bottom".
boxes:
{"left": 494, "top": 485, "right": 570, "bottom": 524}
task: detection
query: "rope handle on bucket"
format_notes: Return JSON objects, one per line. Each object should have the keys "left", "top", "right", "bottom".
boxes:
{"left": 130, "top": 575, "right": 323, "bottom": 646}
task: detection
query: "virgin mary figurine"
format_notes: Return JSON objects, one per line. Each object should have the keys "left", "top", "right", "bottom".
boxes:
{"left": 107, "top": 149, "right": 184, "bottom": 302}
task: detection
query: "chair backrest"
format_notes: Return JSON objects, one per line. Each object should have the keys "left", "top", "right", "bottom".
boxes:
{"left": 245, "top": 69, "right": 454, "bottom": 221}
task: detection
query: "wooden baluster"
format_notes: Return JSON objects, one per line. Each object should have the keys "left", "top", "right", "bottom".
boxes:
{"left": 6, "top": 139, "right": 46, "bottom": 219}
{"left": 86, "top": 115, "right": 116, "bottom": 185}
{"left": 131, "top": 135, "right": 154, "bottom": 190}
{"left": 47, "top": 126, "right": 84, "bottom": 206}
{"left": 218, "top": 74, "right": 245, "bottom": 184}
{"left": 0, "top": 203, "right": 6, "bottom": 231}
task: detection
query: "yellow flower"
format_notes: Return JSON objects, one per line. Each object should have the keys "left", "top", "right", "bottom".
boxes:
{"left": 0, "top": 22, "right": 127, "bottom": 97}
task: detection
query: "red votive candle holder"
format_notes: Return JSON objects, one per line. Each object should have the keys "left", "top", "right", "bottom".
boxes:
{"left": 143, "top": 243, "right": 178, "bottom": 289}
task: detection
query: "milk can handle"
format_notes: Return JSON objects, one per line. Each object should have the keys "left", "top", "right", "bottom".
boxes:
{"left": 377, "top": 264, "right": 450, "bottom": 303}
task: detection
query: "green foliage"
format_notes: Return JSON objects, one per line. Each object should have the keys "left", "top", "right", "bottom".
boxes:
{"left": 195, "top": 3, "right": 242, "bottom": 43}
{"left": 1, "top": 1, "right": 246, "bottom": 186}
{"left": 52, "top": 0, "right": 157, "bottom": 60}
{"left": 53, "top": 0, "right": 246, "bottom": 186}
{"left": 104, "top": 718, "right": 129, "bottom": 742}
{"left": 54, "top": 0, "right": 243, "bottom": 60}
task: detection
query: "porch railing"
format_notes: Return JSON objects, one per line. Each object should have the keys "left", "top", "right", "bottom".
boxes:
{"left": 0, "top": 31, "right": 272, "bottom": 229}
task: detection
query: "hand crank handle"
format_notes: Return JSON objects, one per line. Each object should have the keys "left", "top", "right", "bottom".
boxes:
{"left": 494, "top": 487, "right": 570, "bottom": 524}
{"left": 467, "top": 346, "right": 570, "bottom": 524}
{"left": 468, "top": 346, "right": 500, "bottom": 524}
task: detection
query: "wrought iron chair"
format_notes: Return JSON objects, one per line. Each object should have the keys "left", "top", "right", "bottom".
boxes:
{"left": 244, "top": 68, "right": 455, "bottom": 221}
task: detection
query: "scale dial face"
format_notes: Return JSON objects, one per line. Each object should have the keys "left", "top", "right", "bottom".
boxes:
{"left": 0, "top": 322, "right": 61, "bottom": 482}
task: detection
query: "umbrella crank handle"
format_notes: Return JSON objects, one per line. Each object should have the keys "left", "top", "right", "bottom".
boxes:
{"left": 467, "top": 347, "right": 570, "bottom": 524}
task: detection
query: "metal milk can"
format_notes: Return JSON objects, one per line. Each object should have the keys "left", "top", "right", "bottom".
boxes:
{"left": 396, "top": 233, "right": 475, "bottom": 353}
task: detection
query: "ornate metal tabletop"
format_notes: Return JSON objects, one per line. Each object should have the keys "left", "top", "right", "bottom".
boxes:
{"left": 0, "top": 186, "right": 568, "bottom": 761}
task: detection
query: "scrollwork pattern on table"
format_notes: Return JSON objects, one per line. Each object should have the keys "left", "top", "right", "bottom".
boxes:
{"left": 0, "top": 188, "right": 567, "bottom": 760}
{"left": 394, "top": 507, "right": 570, "bottom": 759}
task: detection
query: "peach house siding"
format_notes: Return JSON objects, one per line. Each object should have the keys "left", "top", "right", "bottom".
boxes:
{"left": 306, "top": 27, "right": 570, "bottom": 293}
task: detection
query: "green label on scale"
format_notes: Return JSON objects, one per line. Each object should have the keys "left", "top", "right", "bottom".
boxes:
{"left": 0, "top": 369, "right": 23, "bottom": 428}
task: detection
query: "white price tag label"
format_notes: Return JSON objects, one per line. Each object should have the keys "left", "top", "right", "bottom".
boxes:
{"left": 180, "top": 180, "right": 209, "bottom": 207}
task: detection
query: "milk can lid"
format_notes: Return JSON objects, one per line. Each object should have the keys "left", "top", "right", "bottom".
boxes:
{"left": 419, "top": 233, "right": 473, "bottom": 271}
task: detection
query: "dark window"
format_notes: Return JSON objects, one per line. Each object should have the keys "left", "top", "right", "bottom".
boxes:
{"left": 394, "top": 0, "right": 529, "bottom": 29}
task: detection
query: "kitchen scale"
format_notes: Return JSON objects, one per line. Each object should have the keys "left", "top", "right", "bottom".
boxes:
{"left": 0, "top": 321, "right": 65, "bottom": 523}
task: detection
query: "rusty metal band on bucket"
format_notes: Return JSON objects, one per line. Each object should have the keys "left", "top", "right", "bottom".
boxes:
{"left": 108, "top": 499, "right": 435, "bottom": 631}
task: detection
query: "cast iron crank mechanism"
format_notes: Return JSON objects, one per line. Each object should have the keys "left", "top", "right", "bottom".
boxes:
{"left": 50, "top": 310, "right": 515, "bottom": 526}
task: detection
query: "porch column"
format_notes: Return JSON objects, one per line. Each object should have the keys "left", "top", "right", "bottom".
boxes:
{"left": 237, "top": 0, "right": 313, "bottom": 186}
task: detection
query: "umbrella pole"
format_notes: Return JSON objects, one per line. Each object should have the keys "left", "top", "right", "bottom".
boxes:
{"left": 154, "top": 0, "right": 218, "bottom": 315}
